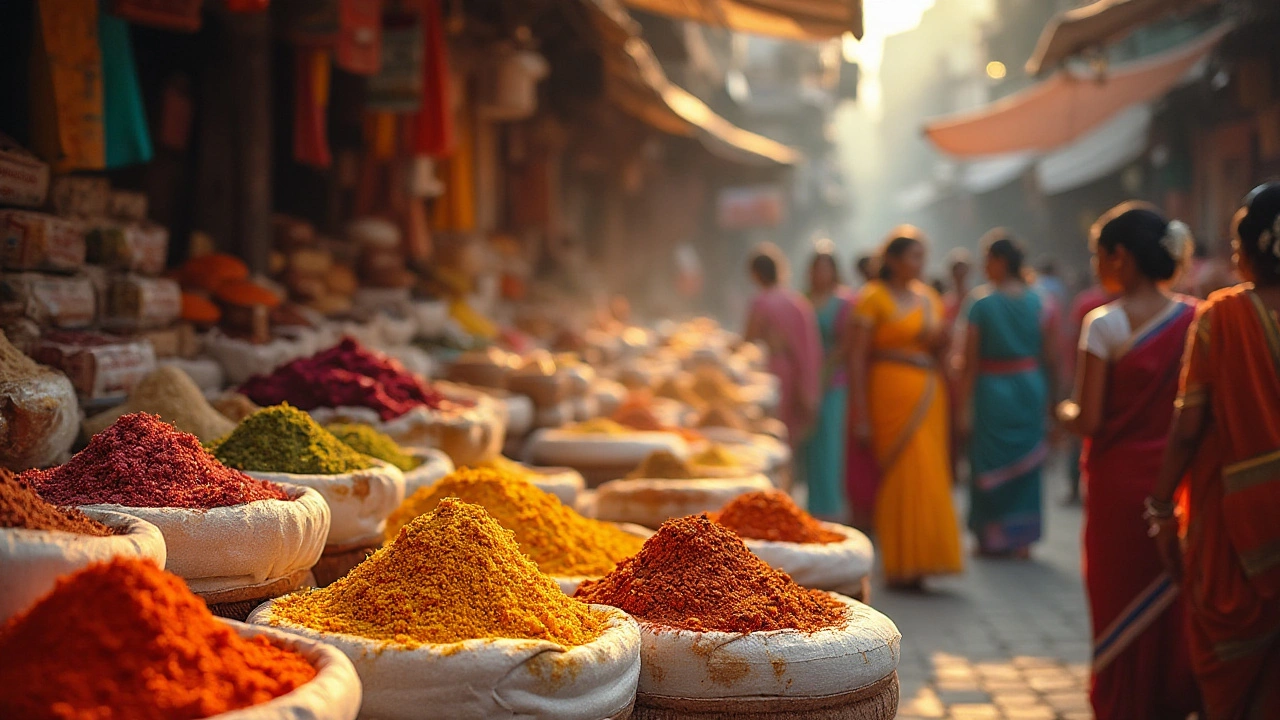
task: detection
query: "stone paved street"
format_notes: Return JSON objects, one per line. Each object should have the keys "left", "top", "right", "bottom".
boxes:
{"left": 871, "top": 465, "right": 1094, "bottom": 720}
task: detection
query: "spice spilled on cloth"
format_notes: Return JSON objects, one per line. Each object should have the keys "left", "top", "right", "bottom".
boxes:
{"left": 0, "top": 469, "right": 114, "bottom": 536}
{"left": 83, "top": 365, "right": 236, "bottom": 441}
{"left": 714, "top": 490, "right": 845, "bottom": 544}
{"left": 211, "top": 404, "right": 374, "bottom": 475}
{"left": 26, "top": 413, "right": 288, "bottom": 509}
{"left": 273, "top": 497, "right": 606, "bottom": 647}
{"left": 326, "top": 422, "right": 422, "bottom": 472}
{"left": 575, "top": 514, "right": 846, "bottom": 634}
{"left": 387, "top": 467, "right": 643, "bottom": 577}
{"left": 0, "top": 558, "right": 316, "bottom": 720}
{"left": 238, "top": 337, "right": 454, "bottom": 420}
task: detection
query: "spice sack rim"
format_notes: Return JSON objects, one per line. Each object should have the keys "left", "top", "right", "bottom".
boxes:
{"left": 77, "top": 483, "right": 329, "bottom": 595}
{"left": 0, "top": 508, "right": 167, "bottom": 622}
{"left": 630, "top": 593, "right": 902, "bottom": 699}
{"left": 739, "top": 521, "right": 876, "bottom": 588}
{"left": 247, "top": 600, "right": 642, "bottom": 720}
{"left": 215, "top": 618, "right": 362, "bottom": 720}
{"left": 243, "top": 461, "right": 405, "bottom": 549}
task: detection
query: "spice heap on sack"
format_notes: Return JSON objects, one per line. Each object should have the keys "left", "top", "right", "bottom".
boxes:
{"left": 238, "top": 338, "right": 454, "bottom": 420}
{"left": 691, "top": 445, "right": 742, "bottom": 468}
{"left": 211, "top": 404, "right": 374, "bottom": 475}
{"left": 387, "top": 467, "right": 642, "bottom": 577}
{"left": 0, "top": 469, "right": 114, "bottom": 536}
{"left": 611, "top": 402, "right": 665, "bottom": 432}
{"left": 26, "top": 413, "right": 288, "bottom": 509}
{"left": 697, "top": 404, "right": 750, "bottom": 431}
{"left": 627, "top": 450, "right": 696, "bottom": 480}
{"left": 0, "top": 558, "right": 316, "bottom": 720}
{"left": 575, "top": 514, "right": 846, "bottom": 634}
{"left": 476, "top": 454, "right": 538, "bottom": 479}
{"left": 692, "top": 369, "right": 742, "bottom": 405}
{"left": 212, "top": 392, "right": 259, "bottom": 423}
{"left": 274, "top": 498, "right": 606, "bottom": 647}
{"left": 0, "top": 331, "right": 43, "bottom": 380}
{"left": 714, "top": 490, "right": 844, "bottom": 544}
{"left": 326, "top": 423, "right": 422, "bottom": 472}
{"left": 84, "top": 366, "right": 236, "bottom": 441}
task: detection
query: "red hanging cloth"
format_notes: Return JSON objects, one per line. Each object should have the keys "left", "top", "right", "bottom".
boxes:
{"left": 412, "top": 0, "right": 453, "bottom": 158}
{"left": 293, "top": 47, "right": 332, "bottom": 168}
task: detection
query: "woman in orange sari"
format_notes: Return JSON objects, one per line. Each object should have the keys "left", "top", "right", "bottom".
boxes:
{"left": 1154, "top": 183, "right": 1280, "bottom": 719}
{"left": 850, "top": 227, "right": 963, "bottom": 588}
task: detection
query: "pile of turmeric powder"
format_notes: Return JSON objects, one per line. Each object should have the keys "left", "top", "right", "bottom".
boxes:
{"left": 626, "top": 450, "right": 697, "bottom": 479}
{"left": 564, "top": 418, "right": 632, "bottom": 435}
{"left": 273, "top": 498, "right": 605, "bottom": 647}
{"left": 690, "top": 445, "right": 742, "bottom": 469}
{"left": 387, "top": 467, "right": 643, "bottom": 577}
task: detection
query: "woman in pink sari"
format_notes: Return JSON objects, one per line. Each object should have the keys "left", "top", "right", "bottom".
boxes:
{"left": 1058, "top": 203, "right": 1200, "bottom": 719}
{"left": 745, "top": 244, "right": 822, "bottom": 452}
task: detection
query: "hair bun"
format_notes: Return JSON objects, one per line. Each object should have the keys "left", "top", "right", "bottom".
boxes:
{"left": 1161, "top": 220, "right": 1193, "bottom": 265}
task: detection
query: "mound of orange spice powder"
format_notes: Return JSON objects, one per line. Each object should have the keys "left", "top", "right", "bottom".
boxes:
{"left": 0, "top": 557, "right": 316, "bottom": 720}
{"left": 575, "top": 514, "right": 846, "bottom": 634}
{"left": 714, "top": 489, "right": 845, "bottom": 544}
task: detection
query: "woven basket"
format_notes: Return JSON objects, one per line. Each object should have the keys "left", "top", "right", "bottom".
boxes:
{"left": 632, "top": 671, "right": 898, "bottom": 720}
{"left": 198, "top": 568, "right": 311, "bottom": 621}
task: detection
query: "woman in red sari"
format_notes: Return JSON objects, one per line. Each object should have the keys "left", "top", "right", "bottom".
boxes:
{"left": 1153, "top": 183, "right": 1280, "bottom": 719}
{"left": 1058, "top": 202, "right": 1200, "bottom": 719}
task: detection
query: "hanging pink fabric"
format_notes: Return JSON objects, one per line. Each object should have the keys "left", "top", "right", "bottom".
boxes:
{"left": 412, "top": 0, "right": 454, "bottom": 158}
{"left": 293, "top": 47, "right": 332, "bottom": 168}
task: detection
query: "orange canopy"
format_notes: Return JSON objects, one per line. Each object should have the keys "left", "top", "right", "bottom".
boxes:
{"left": 624, "top": 0, "right": 863, "bottom": 41}
{"left": 1027, "top": 0, "right": 1217, "bottom": 76}
{"left": 924, "top": 25, "right": 1227, "bottom": 158}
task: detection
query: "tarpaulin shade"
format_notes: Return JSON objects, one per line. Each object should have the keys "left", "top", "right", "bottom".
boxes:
{"left": 624, "top": 0, "right": 863, "bottom": 41}
{"left": 1036, "top": 104, "right": 1152, "bottom": 195}
{"left": 1027, "top": 0, "right": 1216, "bottom": 76}
{"left": 586, "top": 0, "right": 802, "bottom": 166}
{"left": 924, "top": 25, "right": 1227, "bottom": 158}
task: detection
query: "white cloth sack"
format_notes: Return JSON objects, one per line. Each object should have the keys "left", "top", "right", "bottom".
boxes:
{"left": 245, "top": 463, "right": 403, "bottom": 549}
{"left": 217, "top": 619, "right": 362, "bottom": 720}
{"left": 0, "top": 509, "right": 166, "bottom": 622}
{"left": 524, "top": 429, "right": 690, "bottom": 469}
{"left": 82, "top": 485, "right": 328, "bottom": 595}
{"left": 637, "top": 594, "right": 899, "bottom": 698}
{"left": 0, "top": 370, "right": 80, "bottom": 471}
{"left": 743, "top": 523, "right": 874, "bottom": 597}
{"left": 401, "top": 448, "right": 454, "bottom": 499}
{"left": 503, "top": 393, "right": 535, "bottom": 437}
{"left": 593, "top": 475, "right": 774, "bottom": 529}
{"left": 204, "top": 330, "right": 315, "bottom": 385}
{"left": 249, "top": 601, "right": 641, "bottom": 720}
{"left": 525, "top": 466, "right": 586, "bottom": 506}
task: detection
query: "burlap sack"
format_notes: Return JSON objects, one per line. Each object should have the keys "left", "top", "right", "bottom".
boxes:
{"left": 216, "top": 619, "right": 362, "bottom": 720}
{"left": 631, "top": 595, "right": 899, "bottom": 719}
{"left": 0, "top": 509, "right": 165, "bottom": 621}
{"left": 594, "top": 476, "right": 775, "bottom": 529}
{"left": 82, "top": 485, "right": 328, "bottom": 596}
{"left": 249, "top": 602, "right": 640, "bottom": 720}
{"left": 743, "top": 523, "right": 874, "bottom": 598}
{"left": 245, "top": 463, "right": 403, "bottom": 548}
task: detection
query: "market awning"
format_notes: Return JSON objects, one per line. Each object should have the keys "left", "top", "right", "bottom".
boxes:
{"left": 624, "top": 0, "right": 863, "bottom": 41}
{"left": 923, "top": 24, "right": 1227, "bottom": 158}
{"left": 1027, "top": 0, "right": 1217, "bottom": 76}
{"left": 585, "top": 0, "right": 803, "bottom": 166}
{"left": 1036, "top": 104, "right": 1152, "bottom": 195}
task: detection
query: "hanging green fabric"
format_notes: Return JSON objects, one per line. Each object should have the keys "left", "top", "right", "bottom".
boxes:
{"left": 99, "top": 8, "right": 153, "bottom": 168}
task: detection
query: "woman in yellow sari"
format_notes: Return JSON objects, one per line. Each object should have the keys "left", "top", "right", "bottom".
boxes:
{"left": 850, "top": 227, "right": 964, "bottom": 588}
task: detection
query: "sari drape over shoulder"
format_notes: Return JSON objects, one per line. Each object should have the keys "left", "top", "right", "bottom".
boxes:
{"left": 854, "top": 280, "right": 962, "bottom": 581}
{"left": 1179, "top": 286, "right": 1280, "bottom": 720}
{"left": 1081, "top": 297, "right": 1199, "bottom": 720}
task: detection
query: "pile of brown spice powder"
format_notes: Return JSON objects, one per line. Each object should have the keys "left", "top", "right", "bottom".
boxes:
{"left": 575, "top": 514, "right": 846, "bottom": 633}
{"left": 0, "top": 469, "right": 115, "bottom": 536}
{"left": 713, "top": 490, "right": 845, "bottom": 544}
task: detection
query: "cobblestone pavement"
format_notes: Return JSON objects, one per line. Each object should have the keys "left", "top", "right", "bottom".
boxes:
{"left": 871, "top": 468, "right": 1094, "bottom": 720}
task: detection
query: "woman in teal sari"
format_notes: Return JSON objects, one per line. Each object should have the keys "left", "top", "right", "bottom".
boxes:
{"left": 958, "top": 231, "right": 1058, "bottom": 556}
{"left": 800, "top": 249, "right": 853, "bottom": 520}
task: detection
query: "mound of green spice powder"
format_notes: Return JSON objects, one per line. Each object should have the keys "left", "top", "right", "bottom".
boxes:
{"left": 211, "top": 404, "right": 375, "bottom": 475}
{"left": 326, "top": 423, "right": 422, "bottom": 473}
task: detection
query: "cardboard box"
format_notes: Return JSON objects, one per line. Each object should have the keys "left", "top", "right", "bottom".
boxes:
{"left": 1, "top": 210, "right": 86, "bottom": 272}
{"left": 32, "top": 331, "right": 156, "bottom": 403}
{"left": 0, "top": 273, "right": 96, "bottom": 329}
{"left": 106, "top": 275, "right": 182, "bottom": 330}
{"left": 0, "top": 133, "right": 50, "bottom": 208}
{"left": 86, "top": 221, "right": 168, "bottom": 275}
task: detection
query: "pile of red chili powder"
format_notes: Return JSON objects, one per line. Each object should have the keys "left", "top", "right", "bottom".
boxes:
{"left": 575, "top": 514, "right": 846, "bottom": 633}
{"left": 0, "top": 557, "right": 316, "bottom": 720}
{"left": 713, "top": 489, "right": 845, "bottom": 544}
{"left": 24, "top": 413, "right": 288, "bottom": 509}
{"left": 238, "top": 337, "right": 453, "bottom": 420}
{"left": 0, "top": 469, "right": 114, "bottom": 536}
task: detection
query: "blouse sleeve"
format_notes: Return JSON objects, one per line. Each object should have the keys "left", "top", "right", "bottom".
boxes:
{"left": 1177, "top": 304, "right": 1212, "bottom": 409}
{"left": 852, "top": 283, "right": 886, "bottom": 327}
{"left": 1080, "top": 306, "right": 1116, "bottom": 360}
